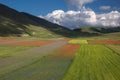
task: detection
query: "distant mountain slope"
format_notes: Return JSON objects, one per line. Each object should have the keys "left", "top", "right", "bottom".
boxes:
{"left": 0, "top": 3, "right": 38, "bottom": 36}
{"left": 0, "top": 3, "right": 120, "bottom": 38}
{"left": 75, "top": 26, "right": 120, "bottom": 34}
{"left": 0, "top": 3, "right": 78, "bottom": 37}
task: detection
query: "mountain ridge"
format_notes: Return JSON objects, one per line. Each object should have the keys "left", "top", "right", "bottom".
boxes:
{"left": 0, "top": 3, "right": 77, "bottom": 37}
{"left": 0, "top": 3, "right": 120, "bottom": 38}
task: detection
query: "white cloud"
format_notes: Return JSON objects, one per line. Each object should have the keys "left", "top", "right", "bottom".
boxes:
{"left": 97, "top": 11, "right": 120, "bottom": 26}
{"left": 41, "top": 9, "right": 120, "bottom": 29}
{"left": 65, "top": 0, "right": 94, "bottom": 10}
{"left": 100, "top": 6, "right": 111, "bottom": 10}
{"left": 39, "top": 0, "right": 120, "bottom": 29}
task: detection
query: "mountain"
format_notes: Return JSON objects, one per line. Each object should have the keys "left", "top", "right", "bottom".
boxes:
{"left": 0, "top": 3, "right": 79, "bottom": 38}
{"left": 0, "top": 3, "right": 39, "bottom": 36}
{"left": 0, "top": 3, "right": 120, "bottom": 38}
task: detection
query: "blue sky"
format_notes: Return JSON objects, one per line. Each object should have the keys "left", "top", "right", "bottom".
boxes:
{"left": 0, "top": 0, "right": 120, "bottom": 16}
{"left": 0, "top": 0, "right": 67, "bottom": 16}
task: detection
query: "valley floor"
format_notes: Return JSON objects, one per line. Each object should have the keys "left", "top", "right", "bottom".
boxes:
{"left": 0, "top": 38, "right": 120, "bottom": 80}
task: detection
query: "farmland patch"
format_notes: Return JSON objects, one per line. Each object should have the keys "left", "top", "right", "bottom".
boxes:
{"left": 68, "top": 40, "right": 88, "bottom": 44}
{"left": 52, "top": 44, "right": 79, "bottom": 58}
{"left": 0, "top": 41, "right": 72, "bottom": 80}
{"left": 106, "top": 45, "right": 120, "bottom": 55}
{"left": 62, "top": 45, "right": 120, "bottom": 80}
{"left": 0, "top": 40, "right": 54, "bottom": 46}
{"left": 88, "top": 40, "right": 120, "bottom": 44}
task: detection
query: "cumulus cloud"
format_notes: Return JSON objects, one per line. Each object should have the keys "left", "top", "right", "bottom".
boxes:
{"left": 100, "top": 6, "right": 111, "bottom": 10}
{"left": 41, "top": 9, "right": 120, "bottom": 29}
{"left": 39, "top": 0, "right": 120, "bottom": 29}
{"left": 65, "top": 0, "right": 94, "bottom": 10}
{"left": 97, "top": 11, "right": 120, "bottom": 26}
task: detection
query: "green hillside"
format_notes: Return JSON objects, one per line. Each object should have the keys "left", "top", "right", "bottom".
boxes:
{"left": 0, "top": 3, "right": 78, "bottom": 38}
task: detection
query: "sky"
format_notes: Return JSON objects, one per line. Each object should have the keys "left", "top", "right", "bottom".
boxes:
{"left": 0, "top": 0, "right": 67, "bottom": 16}
{"left": 0, "top": 0, "right": 120, "bottom": 28}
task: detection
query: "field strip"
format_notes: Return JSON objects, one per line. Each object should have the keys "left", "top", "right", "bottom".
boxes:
{"left": 0, "top": 40, "right": 34, "bottom": 45}
{"left": 0, "top": 40, "right": 55, "bottom": 46}
{"left": 68, "top": 40, "right": 88, "bottom": 44}
{"left": 21, "top": 41, "right": 67, "bottom": 55}
{"left": 52, "top": 44, "right": 80, "bottom": 58}
{"left": 0, "top": 41, "right": 77, "bottom": 80}
{"left": 68, "top": 39, "right": 120, "bottom": 45}
{"left": 88, "top": 40, "right": 120, "bottom": 44}
{"left": 105, "top": 45, "right": 120, "bottom": 55}
{"left": 62, "top": 45, "right": 120, "bottom": 80}
{"left": 0, "top": 41, "right": 67, "bottom": 79}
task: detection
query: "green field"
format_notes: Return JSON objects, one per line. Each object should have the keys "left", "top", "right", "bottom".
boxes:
{"left": 106, "top": 45, "right": 120, "bottom": 55}
{"left": 62, "top": 45, "right": 120, "bottom": 80}
{"left": 0, "top": 46, "right": 35, "bottom": 78}
{"left": 0, "top": 46, "right": 72, "bottom": 80}
{"left": 68, "top": 40, "right": 88, "bottom": 44}
{"left": 0, "top": 41, "right": 120, "bottom": 80}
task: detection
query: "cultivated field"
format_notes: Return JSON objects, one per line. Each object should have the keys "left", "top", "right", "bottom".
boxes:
{"left": 62, "top": 45, "right": 120, "bottom": 80}
{"left": 0, "top": 38, "right": 120, "bottom": 80}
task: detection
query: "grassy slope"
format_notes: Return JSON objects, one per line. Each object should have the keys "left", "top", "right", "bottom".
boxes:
{"left": 26, "top": 25, "right": 63, "bottom": 38}
{"left": 72, "top": 26, "right": 120, "bottom": 40}
{"left": 0, "top": 4, "right": 76, "bottom": 38}
{"left": 101, "top": 32, "right": 120, "bottom": 40}
{"left": 74, "top": 32, "right": 120, "bottom": 40}
{"left": 62, "top": 45, "right": 120, "bottom": 80}
{"left": 0, "top": 16, "right": 67, "bottom": 38}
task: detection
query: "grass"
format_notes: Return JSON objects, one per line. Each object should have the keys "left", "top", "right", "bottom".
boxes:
{"left": 106, "top": 45, "right": 120, "bottom": 55}
{"left": 0, "top": 46, "right": 35, "bottom": 76}
{"left": 0, "top": 46, "right": 33, "bottom": 58}
{"left": 27, "top": 25, "right": 63, "bottom": 38}
{"left": 68, "top": 40, "right": 88, "bottom": 44}
{"left": 62, "top": 45, "right": 120, "bottom": 80}
{"left": 0, "top": 56, "right": 72, "bottom": 80}
{"left": 0, "top": 46, "right": 72, "bottom": 80}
